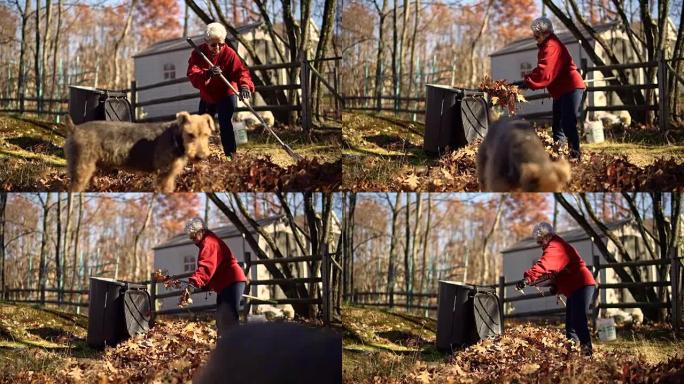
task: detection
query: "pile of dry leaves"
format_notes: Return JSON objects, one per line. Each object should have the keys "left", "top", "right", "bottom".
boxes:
{"left": 387, "top": 128, "right": 684, "bottom": 192}
{"left": 60, "top": 320, "right": 216, "bottom": 383}
{"left": 479, "top": 77, "right": 527, "bottom": 114}
{"left": 400, "top": 324, "right": 684, "bottom": 384}
{"left": 24, "top": 154, "right": 341, "bottom": 192}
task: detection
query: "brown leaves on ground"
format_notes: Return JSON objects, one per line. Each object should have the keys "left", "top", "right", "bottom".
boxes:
{"left": 59, "top": 320, "right": 216, "bottom": 384}
{"left": 375, "top": 324, "right": 684, "bottom": 384}
{"left": 354, "top": 129, "right": 684, "bottom": 192}
{"left": 17, "top": 154, "right": 341, "bottom": 192}
{"left": 479, "top": 77, "right": 527, "bottom": 114}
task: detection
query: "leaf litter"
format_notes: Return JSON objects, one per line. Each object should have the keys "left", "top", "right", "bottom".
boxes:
{"left": 371, "top": 324, "right": 684, "bottom": 384}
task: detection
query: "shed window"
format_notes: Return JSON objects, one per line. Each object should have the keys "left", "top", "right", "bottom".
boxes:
{"left": 183, "top": 255, "right": 196, "bottom": 272}
{"left": 520, "top": 62, "right": 532, "bottom": 79}
{"left": 163, "top": 63, "right": 176, "bottom": 80}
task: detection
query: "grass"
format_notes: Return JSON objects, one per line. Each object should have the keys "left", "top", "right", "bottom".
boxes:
{"left": 0, "top": 301, "right": 99, "bottom": 380}
{"left": 0, "top": 113, "right": 341, "bottom": 191}
{"left": 341, "top": 305, "right": 684, "bottom": 383}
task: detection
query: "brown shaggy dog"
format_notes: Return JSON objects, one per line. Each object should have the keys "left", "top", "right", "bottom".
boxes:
{"left": 64, "top": 111, "right": 215, "bottom": 192}
{"left": 477, "top": 118, "right": 571, "bottom": 192}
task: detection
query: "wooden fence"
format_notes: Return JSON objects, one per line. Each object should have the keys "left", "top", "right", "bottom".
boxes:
{"left": 3, "top": 287, "right": 89, "bottom": 308}
{"left": 343, "top": 53, "right": 684, "bottom": 129}
{"left": 348, "top": 251, "right": 683, "bottom": 333}
{"left": 1, "top": 251, "right": 340, "bottom": 326}
{"left": 0, "top": 56, "right": 343, "bottom": 131}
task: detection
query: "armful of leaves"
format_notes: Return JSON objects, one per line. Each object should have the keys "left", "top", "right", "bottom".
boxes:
{"left": 479, "top": 77, "right": 527, "bottom": 114}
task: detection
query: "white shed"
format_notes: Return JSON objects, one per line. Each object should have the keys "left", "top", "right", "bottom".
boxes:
{"left": 501, "top": 219, "right": 654, "bottom": 318}
{"left": 489, "top": 22, "right": 643, "bottom": 121}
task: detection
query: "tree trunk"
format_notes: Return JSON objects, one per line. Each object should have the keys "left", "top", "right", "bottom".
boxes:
{"left": 391, "top": 0, "right": 398, "bottom": 110}
{"left": 0, "top": 193, "right": 6, "bottom": 298}
{"left": 386, "top": 192, "right": 401, "bottom": 307}
{"left": 481, "top": 195, "right": 506, "bottom": 284}
{"left": 409, "top": 193, "right": 422, "bottom": 308}
{"left": 39, "top": 193, "right": 51, "bottom": 304}
{"left": 468, "top": 0, "right": 494, "bottom": 87}
{"left": 70, "top": 194, "right": 83, "bottom": 295}
{"left": 418, "top": 193, "right": 432, "bottom": 306}
{"left": 406, "top": 0, "right": 419, "bottom": 98}
{"left": 35, "top": 0, "right": 42, "bottom": 113}
{"left": 403, "top": 193, "right": 411, "bottom": 305}
{"left": 113, "top": 0, "right": 137, "bottom": 89}
{"left": 311, "top": 0, "right": 337, "bottom": 122}
{"left": 16, "top": 1, "right": 31, "bottom": 112}
{"left": 374, "top": 0, "right": 388, "bottom": 111}
{"left": 42, "top": 0, "right": 52, "bottom": 102}
{"left": 55, "top": 193, "right": 62, "bottom": 302}
{"left": 132, "top": 194, "right": 156, "bottom": 281}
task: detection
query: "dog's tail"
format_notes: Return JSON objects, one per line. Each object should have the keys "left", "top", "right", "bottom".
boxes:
{"left": 63, "top": 114, "right": 75, "bottom": 134}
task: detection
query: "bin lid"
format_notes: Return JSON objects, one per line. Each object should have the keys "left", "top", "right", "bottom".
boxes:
{"left": 90, "top": 276, "right": 126, "bottom": 286}
{"left": 438, "top": 280, "right": 476, "bottom": 289}
{"left": 69, "top": 85, "right": 105, "bottom": 94}
{"left": 426, "top": 84, "right": 457, "bottom": 91}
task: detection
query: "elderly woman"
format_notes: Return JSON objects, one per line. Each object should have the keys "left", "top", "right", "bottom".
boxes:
{"left": 513, "top": 17, "right": 586, "bottom": 160}
{"left": 187, "top": 22, "right": 255, "bottom": 160}
{"left": 185, "top": 217, "right": 247, "bottom": 337}
{"left": 515, "top": 222, "right": 596, "bottom": 356}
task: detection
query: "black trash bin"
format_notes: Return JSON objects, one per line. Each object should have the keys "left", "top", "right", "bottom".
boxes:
{"left": 69, "top": 86, "right": 132, "bottom": 124}
{"left": 436, "top": 281, "right": 502, "bottom": 351}
{"left": 423, "top": 85, "right": 488, "bottom": 154}
{"left": 87, "top": 277, "right": 151, "bottom": 348}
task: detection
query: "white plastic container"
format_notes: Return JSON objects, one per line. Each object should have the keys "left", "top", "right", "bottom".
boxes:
{"left": 233, "top": 120, "right": 248, "bottom": 145}
{"left": 596, "top": 317, "right": 617, "bottom": 341}
{"left": 585, "top": 120, "right": 605, "bottom": 144}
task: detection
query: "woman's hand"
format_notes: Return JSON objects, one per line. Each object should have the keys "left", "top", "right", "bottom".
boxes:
{"left": 515, "top": 279, "right": 527, "bottom": 291}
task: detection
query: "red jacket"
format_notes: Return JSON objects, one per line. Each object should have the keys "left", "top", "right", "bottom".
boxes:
{"left": 524, "top": 34, "right": 585, "bottom": 100}
{"left": 524, "top": 235, "right": 596, "bottom": 297}
{"left": 189, "top": 230, "right": 247, "bottom": 293}
{"left": 187, "top": 43, "right": 255, "bottom": 104}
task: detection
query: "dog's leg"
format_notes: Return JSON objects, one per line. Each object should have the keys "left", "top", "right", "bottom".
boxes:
{"left": 158, "top": 158, "right": 186, "bottom": 193}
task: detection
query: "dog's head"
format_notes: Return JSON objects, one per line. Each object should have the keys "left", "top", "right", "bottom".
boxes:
{"left": 176, "top": 111, "right": 215, "bottom": 160}
{"left": 520, "top": 159, "right": 571, "bottom": 192}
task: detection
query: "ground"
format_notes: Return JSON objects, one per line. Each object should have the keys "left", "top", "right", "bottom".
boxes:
{"left": 342, "top": 112, "right": 684, "bottom": 191}
{"left": 0, "top": 301, "right": 216, "bottom": 383}
{"left": 1, "top": 302, "right": 682, "bottom": 383}
{"left": 342, "top": 305, "right": 684, "bottom": 383}
{"left": 0, "top": 113, "right": 341, "bottom": 192}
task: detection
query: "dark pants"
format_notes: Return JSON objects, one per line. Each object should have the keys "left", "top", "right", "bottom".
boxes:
{"left": 552, "top": 89, "right": 584, "bottom": 158}
{"left": 199, "top": 95, "right": 238, "bottom": 157}
{"left": 565, "top": 284, "right": 594, "bottom": 354}
{"left": 216, "top": 281, "right": 246, "bottom": 338}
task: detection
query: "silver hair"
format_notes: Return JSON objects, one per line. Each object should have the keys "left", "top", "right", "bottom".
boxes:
{"left": 533, "top": 222, "right": 555, "bottom": 239}
{"left": 530, "top": 17, "right": 553, "bottom": 34}
{"left": 206, "top": 22, "right": 227, "bottom": 41}
{"left": 185, "top": 217, "right": 207, "bottom": 236}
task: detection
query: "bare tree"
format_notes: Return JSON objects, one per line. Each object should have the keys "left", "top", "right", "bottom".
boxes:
{"left": 0, "top": 193, "right": 6, "bottom": 298}
{"left": 385, "top": 192, "right": 401, "bottom": 306}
